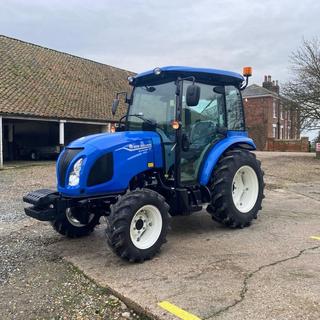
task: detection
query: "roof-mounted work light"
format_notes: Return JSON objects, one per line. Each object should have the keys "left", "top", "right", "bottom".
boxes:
{"left": 153, "top": 67, "right": 162, "bottom": 75}
{"left": 127, "top": 76, "right": 135, "bottom": 83}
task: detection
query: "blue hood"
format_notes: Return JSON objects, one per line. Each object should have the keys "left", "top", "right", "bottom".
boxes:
{"left": 58, "top": 131, "right": 164, "bottom": 196}
{"left": 69, "top": 131, "right": 159, "bottom": 151}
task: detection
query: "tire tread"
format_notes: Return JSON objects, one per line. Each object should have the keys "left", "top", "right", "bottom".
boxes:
{"left": 106, "top": 188, "right": 169, "bottom": 262}
{"left": 207, "top": 149, "right": 265, "bottom": 228}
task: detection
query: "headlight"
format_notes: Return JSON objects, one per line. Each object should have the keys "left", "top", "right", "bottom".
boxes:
{"left": 68, "top": 158, "right": 83, "bottom": 187}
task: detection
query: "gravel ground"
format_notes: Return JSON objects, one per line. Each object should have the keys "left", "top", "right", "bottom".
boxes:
{"left": 0, "top": 163, "right": 149, "bottom": 320}
{"left": 256, "top": 151, "right": 320, "bottom": 186}
{"left": 0, "top": 164, "right": 56, "bottom": 223}
{"left": 0, "top": 223, "right": 149, "bottom": 320}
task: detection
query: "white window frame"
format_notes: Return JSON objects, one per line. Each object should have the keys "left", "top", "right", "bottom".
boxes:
{"left": 273, "top": 101, "right": 277, "bottom": 118}
{"left": 272, "top": 124, "right": 277, "bottom": 138}
{"left": 288, "top": 110, "right": 291, "bottom": 122}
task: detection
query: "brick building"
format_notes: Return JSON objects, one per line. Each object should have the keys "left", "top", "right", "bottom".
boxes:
{"left": 242, "top": 75, "right": 300, "bottom": 150}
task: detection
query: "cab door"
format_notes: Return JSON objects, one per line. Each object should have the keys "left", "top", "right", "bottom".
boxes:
{"left": 180, "top": 83, "right": 226, "bottom": 184}
{"left": 126, "top": 81, "right": 177, "bottom": 177}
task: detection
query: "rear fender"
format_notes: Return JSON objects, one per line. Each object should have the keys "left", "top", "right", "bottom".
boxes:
{"left": 199, "top": 132, "right": 256, "bottom": 185}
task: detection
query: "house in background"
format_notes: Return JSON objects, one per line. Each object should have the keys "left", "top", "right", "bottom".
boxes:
{"left": 242, "top": 75, "right": 302, "bottom": 151}
{"left": 0, "top": 35, "right": 133, "bottom": 167}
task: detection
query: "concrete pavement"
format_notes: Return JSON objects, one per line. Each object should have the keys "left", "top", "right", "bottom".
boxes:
{"left": 52, "top": 187, "right": 320, "bottom": 320}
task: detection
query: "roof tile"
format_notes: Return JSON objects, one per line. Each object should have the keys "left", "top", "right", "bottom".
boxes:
{"left": 0, "top": 35, "right": 134, "bottom": 121}
{"left": 242, "top": 84, "right": 278, "bottom": 98}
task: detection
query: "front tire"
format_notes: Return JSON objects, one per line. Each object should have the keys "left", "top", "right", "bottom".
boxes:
{"left": 207, "top": 149, "right": 264, "bottom": 228}
{"left": 106, "top": 189, "right": 169, "bottom": 262}
{"left": 51, "top": 207, "right": 100, "bottom": 238}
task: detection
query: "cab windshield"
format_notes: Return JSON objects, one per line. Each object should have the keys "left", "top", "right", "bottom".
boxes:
{"left": 127, "top": 81, "right": 176, "bottom": 141}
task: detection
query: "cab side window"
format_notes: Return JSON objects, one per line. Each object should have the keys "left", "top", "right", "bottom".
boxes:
{"left": 225, "top": 86, "right": 245, "bottom": 131}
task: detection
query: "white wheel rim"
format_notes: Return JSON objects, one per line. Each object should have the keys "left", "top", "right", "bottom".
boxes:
{"left": 130, "top": 205, "right": 162, "bottom": 250}
{"left": 66, "top": 208, "right": 94, "bottom": 227}
{"left": 232, "top": 165, "right": 259, "bottom": 213}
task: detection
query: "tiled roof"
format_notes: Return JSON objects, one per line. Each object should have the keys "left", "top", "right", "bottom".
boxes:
{"left": 0, "top": 35, "right": 134, "bottom": 122}
{"left": 242, "top": 84, "right": 278, "bottom": 98}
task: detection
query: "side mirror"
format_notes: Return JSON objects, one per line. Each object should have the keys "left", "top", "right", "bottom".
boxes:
{"left": 112, "top": 99, "right": 119, "bottom": 116}
{"left": 186, "top": 84, "right": 200, "bottom": 106}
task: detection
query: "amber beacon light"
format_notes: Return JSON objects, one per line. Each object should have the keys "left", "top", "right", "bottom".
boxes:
{"left": 243, "top": 66, "right": 252, "bottom": 77}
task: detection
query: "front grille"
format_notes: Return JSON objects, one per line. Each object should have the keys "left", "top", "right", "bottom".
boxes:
{"left": 87, "top": 153, "right": 113, "bottom": 187}
{"left": 58, "top": 148, "right": 83, "bottom": 187}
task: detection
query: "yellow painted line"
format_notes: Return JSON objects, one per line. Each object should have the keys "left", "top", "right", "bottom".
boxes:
{"left": 158, "top": 301, "right": 202, "bottom": 320}
{"left": 310, "top": 236, "right": 320, "bottom": 241}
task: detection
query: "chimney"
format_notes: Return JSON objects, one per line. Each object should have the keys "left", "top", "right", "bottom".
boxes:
{"left": 262, "top": 75, "right": 279, "bottom": 94}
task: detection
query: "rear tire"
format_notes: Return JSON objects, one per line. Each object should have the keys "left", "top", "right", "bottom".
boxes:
{"left": 106, "top": 189, "right": 169, "bottom": 262}
{"left": 207, "top": 149, "right": 264, "bottom": 228}
{"left": 51, "top": 207, "right": 100, "bottom": 238}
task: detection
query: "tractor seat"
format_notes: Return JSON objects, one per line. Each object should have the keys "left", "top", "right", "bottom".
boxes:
{"left": 182, "top": 120, "right": 216, "bottom": 161}
{"left": 190, "top": 120, "right": 216, "bottom": 146}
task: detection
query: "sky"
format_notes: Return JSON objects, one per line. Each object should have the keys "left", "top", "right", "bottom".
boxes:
{"left": 1, "top": 0, "right": 320, "bottom": 83}
{"left": 1, "top": 0, "right": 319, "bottom": 136}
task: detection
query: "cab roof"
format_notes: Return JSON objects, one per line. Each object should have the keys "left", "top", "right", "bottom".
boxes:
{"left": 132, "top": 66, "right": 244, "bottom": 86}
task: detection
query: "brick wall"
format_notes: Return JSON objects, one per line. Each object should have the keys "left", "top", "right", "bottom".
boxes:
{"left": 243, "top": 95, "right": 299, "bottom": 150}
{"left": 266, "top": 137, "right": 309, "bottom": 152}
{"left": 243, "top": 96, "right": 273, "bottom": 150}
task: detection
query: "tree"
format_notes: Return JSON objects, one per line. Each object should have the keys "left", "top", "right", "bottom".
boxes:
{"left": 313, "top": 130, "right": 320, "bottom": 143}
{"left": 283, "top": 38, "right": 320, "bottom": 131}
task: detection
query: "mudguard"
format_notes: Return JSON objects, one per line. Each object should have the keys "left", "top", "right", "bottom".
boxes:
{"left": 199, "top": 131, "right": 256, "bottom": 185}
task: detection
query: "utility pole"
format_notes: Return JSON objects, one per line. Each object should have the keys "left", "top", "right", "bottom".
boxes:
{"left": 59, "top": 120, "right": 66, "bottom": 152}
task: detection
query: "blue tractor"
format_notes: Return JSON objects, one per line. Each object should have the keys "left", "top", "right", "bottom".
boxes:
{"left": 23, "top": 66, "right": 264, "bottom": 262}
